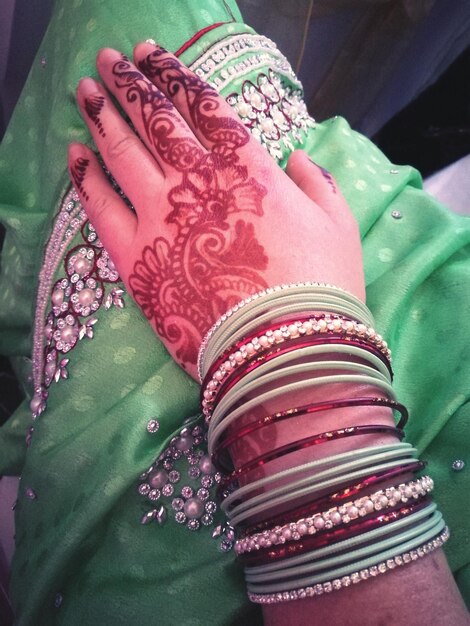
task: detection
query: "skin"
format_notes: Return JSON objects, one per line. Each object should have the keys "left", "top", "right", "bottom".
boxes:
{"left": 68, "top": 42, "right": 469, "bottom": 625}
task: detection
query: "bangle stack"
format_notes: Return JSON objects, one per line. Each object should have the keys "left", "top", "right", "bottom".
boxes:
{"left": 198, "top": 283, "right": 448, "bottom": 604}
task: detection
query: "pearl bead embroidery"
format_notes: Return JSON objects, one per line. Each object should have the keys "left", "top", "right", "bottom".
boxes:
{"left": 30, "top": 187, "right": 122, "bottom": 421}
{"left": 138, "top": 417, "right": 235, "bottom": 550}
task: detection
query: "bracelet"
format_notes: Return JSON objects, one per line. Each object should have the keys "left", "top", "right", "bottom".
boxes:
{"left": 241, "top": 459, "right": 424, "bottom": 536}
{"left": 240, "top": 499, "right": 431, "bottom": 566}
{"left": 246, "top": 509, "right": 443, "bottom": 583}
{"left": 235, "top": 475, "right": 433, "bottom": 555}
{"left": 198, "top": 282, "right": 375, "bottom": 379}
{"left": 226, "top": 452, "right": 419, "bottom": 526}
{"left": 247, "top": 524, "right": 449, "bottom": 602}
{"left": 202, "top": 318, "right": 391, "bottom": 418}
{"left": 222, "top": 442, "right": 415, "bottom": 512}
{"left": 246, "top": 500, "right": 437, "bottom": 575}
{"left": 217, "top": 424, "right": 404, "bottom": 493}
{"left": 211, "top": 396, "right": 408, "bottom": 471}
{"left": 205, "top": 341, "right": 393, "bottom": 421}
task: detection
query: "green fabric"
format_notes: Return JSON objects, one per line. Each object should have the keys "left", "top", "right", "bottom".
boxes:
{"left": 0, "top": 0, "right": 469, "bottom": 623}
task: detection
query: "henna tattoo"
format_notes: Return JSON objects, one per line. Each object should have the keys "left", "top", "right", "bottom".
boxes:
{"left": 113, "top": 53, "right": 268, "bottom": 368}
{"left": 85, "top": 95, "right": 106, "bottom": 137}
{"left": 70, "top": 157, "right": 90, "bottom": 201}
{"left": 309, "top": 158, "right": 337, "bottom": 194}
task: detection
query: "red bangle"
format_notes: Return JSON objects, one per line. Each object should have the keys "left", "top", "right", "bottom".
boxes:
{"left": 212, "top": 396, "right": 408, "bottom": 471}
{"left": 217, "top": 424, "right": 404, "bottom": 494}
{"left": 236, "top": 460, "right": 425, "bottom": 533}
{"left": 205, "top": 336, "right": 394, "bottom": 415}
{"left": 238, "top": 499, "right": 430, "bottom": 566}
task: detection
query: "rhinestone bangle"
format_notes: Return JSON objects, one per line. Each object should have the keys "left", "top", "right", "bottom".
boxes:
{"left": 247, "top": 527, "right": 449, "bottom": 603}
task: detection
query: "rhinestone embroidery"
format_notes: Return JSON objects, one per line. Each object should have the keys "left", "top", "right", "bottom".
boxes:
{"left": 226, "top": 70, "right": 315, "bottom": 160}
{"left": 189, "top": 34, "right": 301, "bottom": 92}
{"left": 30, "top": 187, "right": 122, "bottom": 420}
{"left": 138, "top": 416, "right": 235, "bottom": 549}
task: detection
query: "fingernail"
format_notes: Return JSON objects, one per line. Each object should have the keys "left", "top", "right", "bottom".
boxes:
{"left": 308, "top": 157, "right": 330, "bottom": 175}
{"left": 77, "top": 77, "right": 101, "bottom": 96}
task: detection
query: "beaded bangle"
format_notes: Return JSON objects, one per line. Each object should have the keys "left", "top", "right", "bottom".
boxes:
{"left": 247, "top": 500, "right": 437, "bottom": 576}
{"left": 241, "top": 460, "right": 424, "bottom": 536}
{"left": 211, "top": 396, "right": 408, "bottom": 471}
{"left": 209, "top": 362, "right": 394, "bottom": 453}
{"left": 226, "top": 454, "right": 419, "bottom": 526}
{"left": 240, "top": 499, "right": 431, "bottom": 566}
{"left": 224, "top": 443, "right": 416, "bottom": 525}
{"left": 202, "top": 318, "right": 391, "bottom": 418}
{"left": 218, "top": 424, "right": 404, "bottom": 493}
{"left": 222, "top": 442, "right": 415, "bottom": 513}
{"left": 205, "top": 341, "right": 393, "bottom": 422}
{"left": 199, "top": 282, "right": 374, "bottom": 379}
{"left": 246, "top": 524, "right": 449, "bottom": 601}
{"left": 246, "top": 509, "right": 443, "bottom": 583}
{"left": 235, "top": 475, "right": 433, "bottom": 555}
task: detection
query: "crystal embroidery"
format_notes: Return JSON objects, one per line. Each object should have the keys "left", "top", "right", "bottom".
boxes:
{"left": 138, "top": 416, "right": 235, "bottom": 550}
{"left": 30, "top": 187, "right": 122, "bottom": 420}
{"left": 189, "top": 34, "right": 301, "bottom": 92}
{"left": 227, "top": 70, "right": 315, "bottom": 160}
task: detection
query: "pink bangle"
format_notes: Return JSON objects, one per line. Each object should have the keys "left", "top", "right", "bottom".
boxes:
{"left": 238, "top": 499, "right": 430, "bottom": 566}
{"left": 237, "top": 460, "right": 425, "bottom": 533}
{"left": 212, "top": 396, "right": 408, "bottom": 471}
{"left": 217, "top": 424, "right": 404, "bottom": 494}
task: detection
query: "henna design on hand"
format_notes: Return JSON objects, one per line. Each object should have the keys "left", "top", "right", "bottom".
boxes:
{"left": 85, "top": 95, "right": 106, "bottom": 137}
{"left": 71, "top": 157, "right": 90, "bottom": 201}
{"left": 114, "top": 53, "right": 269, "bottom": 368}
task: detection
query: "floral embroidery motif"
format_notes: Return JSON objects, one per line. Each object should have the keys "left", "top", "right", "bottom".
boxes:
{"left": 227, "top": 70, "right": 315, "bottom": 160}
{"left": 30, "top": 188, "right": 123, "bottom": 421}
{"left": 139, "top": 416, "right": 235, "bottom": 550}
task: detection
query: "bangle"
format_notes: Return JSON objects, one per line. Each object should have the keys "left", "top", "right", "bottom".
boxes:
{"left": 235, "top": 475, "right": 433, "bottom": 555}
{"left": 198, "top": 282, "right": 375, "bottom": 379}
{"left": 202, "top": 318, "right": 391, "bottom": 418}
{"left": 211, "top": 396, "right": 408, "bottom": 471}
{"left": 205, "top": 340, "right": 393, "bottom": 419}
{"left": 247, "top": 523, "right": 448, "bottom": 602}
{"left": 218, "top": 424, "right": 404, "bottom": 493}
{"left": 241, "top": 459, "right": 424, "bottom": 536}
{"left": 239, "top": 499, "right": 430, "bottom": 566}
{"left": 246, "top": 508, "right": 442, "bottom": 582}
{"left": 225, "top": 448, "right": 418, "bottom": 525}
{"left": 246, "top": 487, "right": 433, "bottom": 573}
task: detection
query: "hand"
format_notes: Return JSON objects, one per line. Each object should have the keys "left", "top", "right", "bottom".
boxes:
{"left": 68, "top": 42, "right": 364, "bottom": 379}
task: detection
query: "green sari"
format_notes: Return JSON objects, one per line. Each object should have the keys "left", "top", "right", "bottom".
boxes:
{"left": 0, "top": 1, "right": 469, "bottom": 623}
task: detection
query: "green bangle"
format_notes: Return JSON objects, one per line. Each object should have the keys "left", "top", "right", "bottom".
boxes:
{"left": 246, "top": 513, "right": 446, "bottom": 593}
{"left": 247, "top": 503, "right": 440, "bottom": 575}
{"left": 221, "top": 442, "right": 414, "bottom": 512}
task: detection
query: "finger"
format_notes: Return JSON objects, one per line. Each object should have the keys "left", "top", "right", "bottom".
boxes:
{"left": 68, "top": 142, "right": 137, "bottom": 275}
{"left": 76, "top": 77, "right": 165, "bottom": 211}
{"left": 285, "top": 150, "right": 346, "bottom": 216}
{"left": 95, "top": 48, "right": 206, "bottom": 175}
{"left": 133, "top": 41, "right": 259, "bottom": 162}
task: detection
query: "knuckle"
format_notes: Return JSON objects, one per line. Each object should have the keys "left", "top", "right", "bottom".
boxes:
{"left": 106, "top": 134, "right": 136, "bottom": 160}
{"left": 88, "top": 194, "right": 113, "bottom": 221}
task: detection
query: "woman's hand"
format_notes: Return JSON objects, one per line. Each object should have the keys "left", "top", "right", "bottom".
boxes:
{"left": 68, "top": 42, "right": 364, "bottom": 379}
